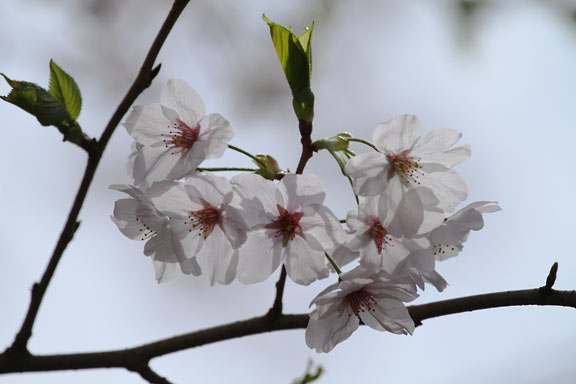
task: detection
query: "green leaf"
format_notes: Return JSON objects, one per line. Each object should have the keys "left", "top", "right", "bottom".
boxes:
{"left": 0, "top": 74, "right": 39, "bottom": 116}
{"left": 49, "top": 59, "right": 82, "bottom": 120}
{"left": 263, "top": 14, "right": 315, "bottom": 122}
{"left": 1, "top": 71, "right": 84, "bottom": 147}
{"left": 292, "top": 360, "right": 323, "bottom": 384}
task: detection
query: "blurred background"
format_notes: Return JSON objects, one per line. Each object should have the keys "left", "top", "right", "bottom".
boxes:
{"left": 1, "top": 0, "right": 576, "bottom": 383}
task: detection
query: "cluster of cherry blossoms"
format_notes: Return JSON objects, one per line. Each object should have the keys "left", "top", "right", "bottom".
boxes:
{"left": 111, "top": 79, "right": 500, "bottom": 353}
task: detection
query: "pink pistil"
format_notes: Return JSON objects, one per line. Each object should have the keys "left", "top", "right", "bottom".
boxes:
{"left": 185, "top": 205, "right": 222, "bottom": 238}
{"left": 368, "top": 217, "right": 391, "bottom": 254}
{"left": 163, "top": 119, "right": 200, "bottom": 154}
{"left": 265, "top": 204, "right": 304, "bottom": 247}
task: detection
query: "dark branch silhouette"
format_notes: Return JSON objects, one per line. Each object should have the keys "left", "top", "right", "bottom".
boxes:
{"left": 5, "top": 0, "right": 191, "bottom": 358}
{"left": 1, "top": 287, "right": 574, "bottom": 379}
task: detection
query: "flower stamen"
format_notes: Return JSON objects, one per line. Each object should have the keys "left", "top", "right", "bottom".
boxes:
{"left": 135, "top": 216, "right": 157, "bottom": 241}
{"left": 184, "top": 204, "right": 222, "bottom": 238}
{"left": 368, "top": 217, "right": 392, "bottom": 254}
{"left": 386, "top": 150, "right": 423, "bottom": 185}
{"left": 265, "top": 204, "right": 304, "bottom": 247}
{"left": 162, "top": 119, "right": 200, "bottom": 154}
{"left": 346, "top": 289, "right": 377, "bottom": 318}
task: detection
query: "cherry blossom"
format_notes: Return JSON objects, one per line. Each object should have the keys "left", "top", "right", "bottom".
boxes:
{"left": 124, "top": 79, "right": 234, "bottom": 186}
{"left": 335, "top": 193, "right": 425, "bottom": 273}
{"left": 305, "top": 266, "right": 417, "bottom": 353}
{"left": 391, "top": 201, "right": 501, "bottom": 291}
{"left": 147, "top": 173, "right": 249, "bottom": 285}
{"left": 429, "top": 201, "right": 501, "bottom": 261}
{"left": 346, "top": 114, "right": 470, "bottom": 212}
{"left": 110, "top": 184, "right": 179, "bottom": 282}
{"left": 231, "top": 173, "right": 344, "bottom": 285}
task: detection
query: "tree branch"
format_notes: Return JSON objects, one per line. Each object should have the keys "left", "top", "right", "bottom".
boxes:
{"left": 267, "top": 267, "right": 287, "bottom": 318}
{"left": 6, "top": 0, "right": 190, "bottom": 355}
{"left": 1, "top": 288, "right": 574, "bottom": 377}
{"left": 132, "top": 364, "right": 174, "bottom": 384}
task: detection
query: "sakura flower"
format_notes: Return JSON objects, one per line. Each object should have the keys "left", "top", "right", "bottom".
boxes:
{"left": 232, "top": 173, "right": 344, "bottom": 286}
{"left": 305, "top": 266, "right": 417, "bottom": 353}
{"left": 391, "top": 201, "right": 501, "bottom": 292}
{"left": 124, "top": 79, "right": 234, "bottom": 186}
{"left": 346, "top": 114, "right": 470, "bottom": 212}
{"left": 333, "top": 189, "right": 439, "bottom": 274}
{"left": 148, "top": 173, "right": 249, "bottom": 285}
{"left": 110, "top": 184, "right": 179, "bottom": 283}
{"left": 430, "top": 201, "right": 501, "bottom": 261}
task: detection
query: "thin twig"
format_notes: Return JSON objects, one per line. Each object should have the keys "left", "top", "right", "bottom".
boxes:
{"left": 540, "top": 262, "right": 559, "bottom": 294}
{"left": 6, "top": 0, "right": 190, "bottom": 355}
{"left": 268, "top": 267, "right": 287, "bottom": 318}
{"left": 295, "top": 119, "right": 314, "bottom": 175}
{"left": 1, "top": 288, "right": 574, "bottom": 376}
{"left": 132, "top": 364, "right": 174, "bottom": 384}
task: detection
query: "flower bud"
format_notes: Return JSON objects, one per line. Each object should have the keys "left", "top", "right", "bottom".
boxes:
{"left": 253, "top": 154, "right": 282, "bottom": 180}
{"left": 313, "top": 132, "right": 352, "bottom": 152}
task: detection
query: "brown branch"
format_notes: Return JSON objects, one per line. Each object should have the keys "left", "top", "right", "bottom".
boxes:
{"left": 268, "top": 267, "right": 287, "bottom": 318}
{"left": 295, "top": 119, "right": 314, "bottom": 175}
{"left": 1, "top": 288, "right": 574, "bottom": 377}
{"left": 541, "top": 261, "right": 559, "bottom": 293}
{"left": 6, "top": 0, "right": 190, "bottom": 356}
{"left": 133, "top": 364, "right": 174, "bottom": 384}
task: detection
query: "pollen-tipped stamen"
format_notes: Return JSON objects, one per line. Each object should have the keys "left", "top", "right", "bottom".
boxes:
{"left": 386, "top": 150, "right": 423, "bottom": 185}
{"left": 184, "top": 205, "right": 222, "bottom": 239}
{"left": 162, "top": 119, "right": 200, "bottom": 155}
{"left": 346, "top": 289, "right": 377, "bottom": 318}
{"left": 265, "top": 204, "right": 304, "bottom": 247}
{"left": 135, "top": 216, "right": 157, "bottom": 241}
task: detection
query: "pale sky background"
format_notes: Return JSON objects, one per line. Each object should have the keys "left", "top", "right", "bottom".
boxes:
{"left": 1, "top": 1, "right": 576, "bottom": 383}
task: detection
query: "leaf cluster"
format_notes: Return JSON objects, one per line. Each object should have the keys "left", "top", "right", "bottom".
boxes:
{"left": 1, "top": 60, "right": 84, "bottom": 146}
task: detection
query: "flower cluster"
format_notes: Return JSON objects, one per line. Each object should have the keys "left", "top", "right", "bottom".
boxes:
{"left": 111, "top": 80, "right": 499, "bottom": 353}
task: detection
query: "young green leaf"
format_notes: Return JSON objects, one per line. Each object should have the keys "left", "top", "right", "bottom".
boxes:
{"left": 0, "top": 74, "right": 40, "bottom": 116}
{"left": 49, "top": 59, "right": 82, "bottom": 120}
{"left": 1, "top": 71, "right": 85, "bottom": 147}
{"left": 263, "top": 14, "right": 315, "bottom": 123}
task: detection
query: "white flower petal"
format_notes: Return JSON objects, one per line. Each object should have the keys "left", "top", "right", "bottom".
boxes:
{"left": 345, "top": 152, "right": 390, "bottom": 196}
{"left": 373, "top": 114, "right": 421, "bottom": 153}
{"left": 160, "top": 79, "right": 205, "bottom": 125}
{"left": 237, "top": 230, "right": 282, "bottom": 284}
{"left": 278, "top": 174, "right": 326, "bottom": 212}
{"left": 195, "top": 226, "right": 236, "bottom": 285}
{"left": 413, "top": 128, "right": 462, "bottom": 159}
{"left": 360, "top": 298, "right": 415, "bottom": 335}
{"left": 124, "top": 104, "right": 169, "bottom": 145}
{"left": 418, "top": 168, "right": 468, "bottom": 212}
{"left": 201, "top": 113, "right": 234, "bottom": 160}
{"left": 305, "top": 311, "right": 359, "bottom": 353}
{"left": 284, "top": 236, "right": 329, "bottom": 285}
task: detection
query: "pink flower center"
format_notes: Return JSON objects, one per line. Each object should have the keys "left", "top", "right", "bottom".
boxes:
{"left": 163, "top": 119, "right": 200, "bottom": 154}
{"left": 346, "top": 288, "right": 377, "bottom": 318}
{"left": 386, "top": 150, "right": 422, "bottom": 185}
{"left": 265, "top": 204, "right": 304, "bottom": 247}
{"left": 185, "top": 205, "right": 222, "bottom": 238}
{"left": 135, "top": 216, "right": 157, "bottom": 241}
{"left": 368, "top": 217, "right": 392, "bottom": 254}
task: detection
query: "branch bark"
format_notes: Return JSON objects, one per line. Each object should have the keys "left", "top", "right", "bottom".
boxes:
{"left": 1, "top": 288, "right": 574, "bottom": 377}
{"left": 6, "top": 0, "right": 191, "bottom": 356}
